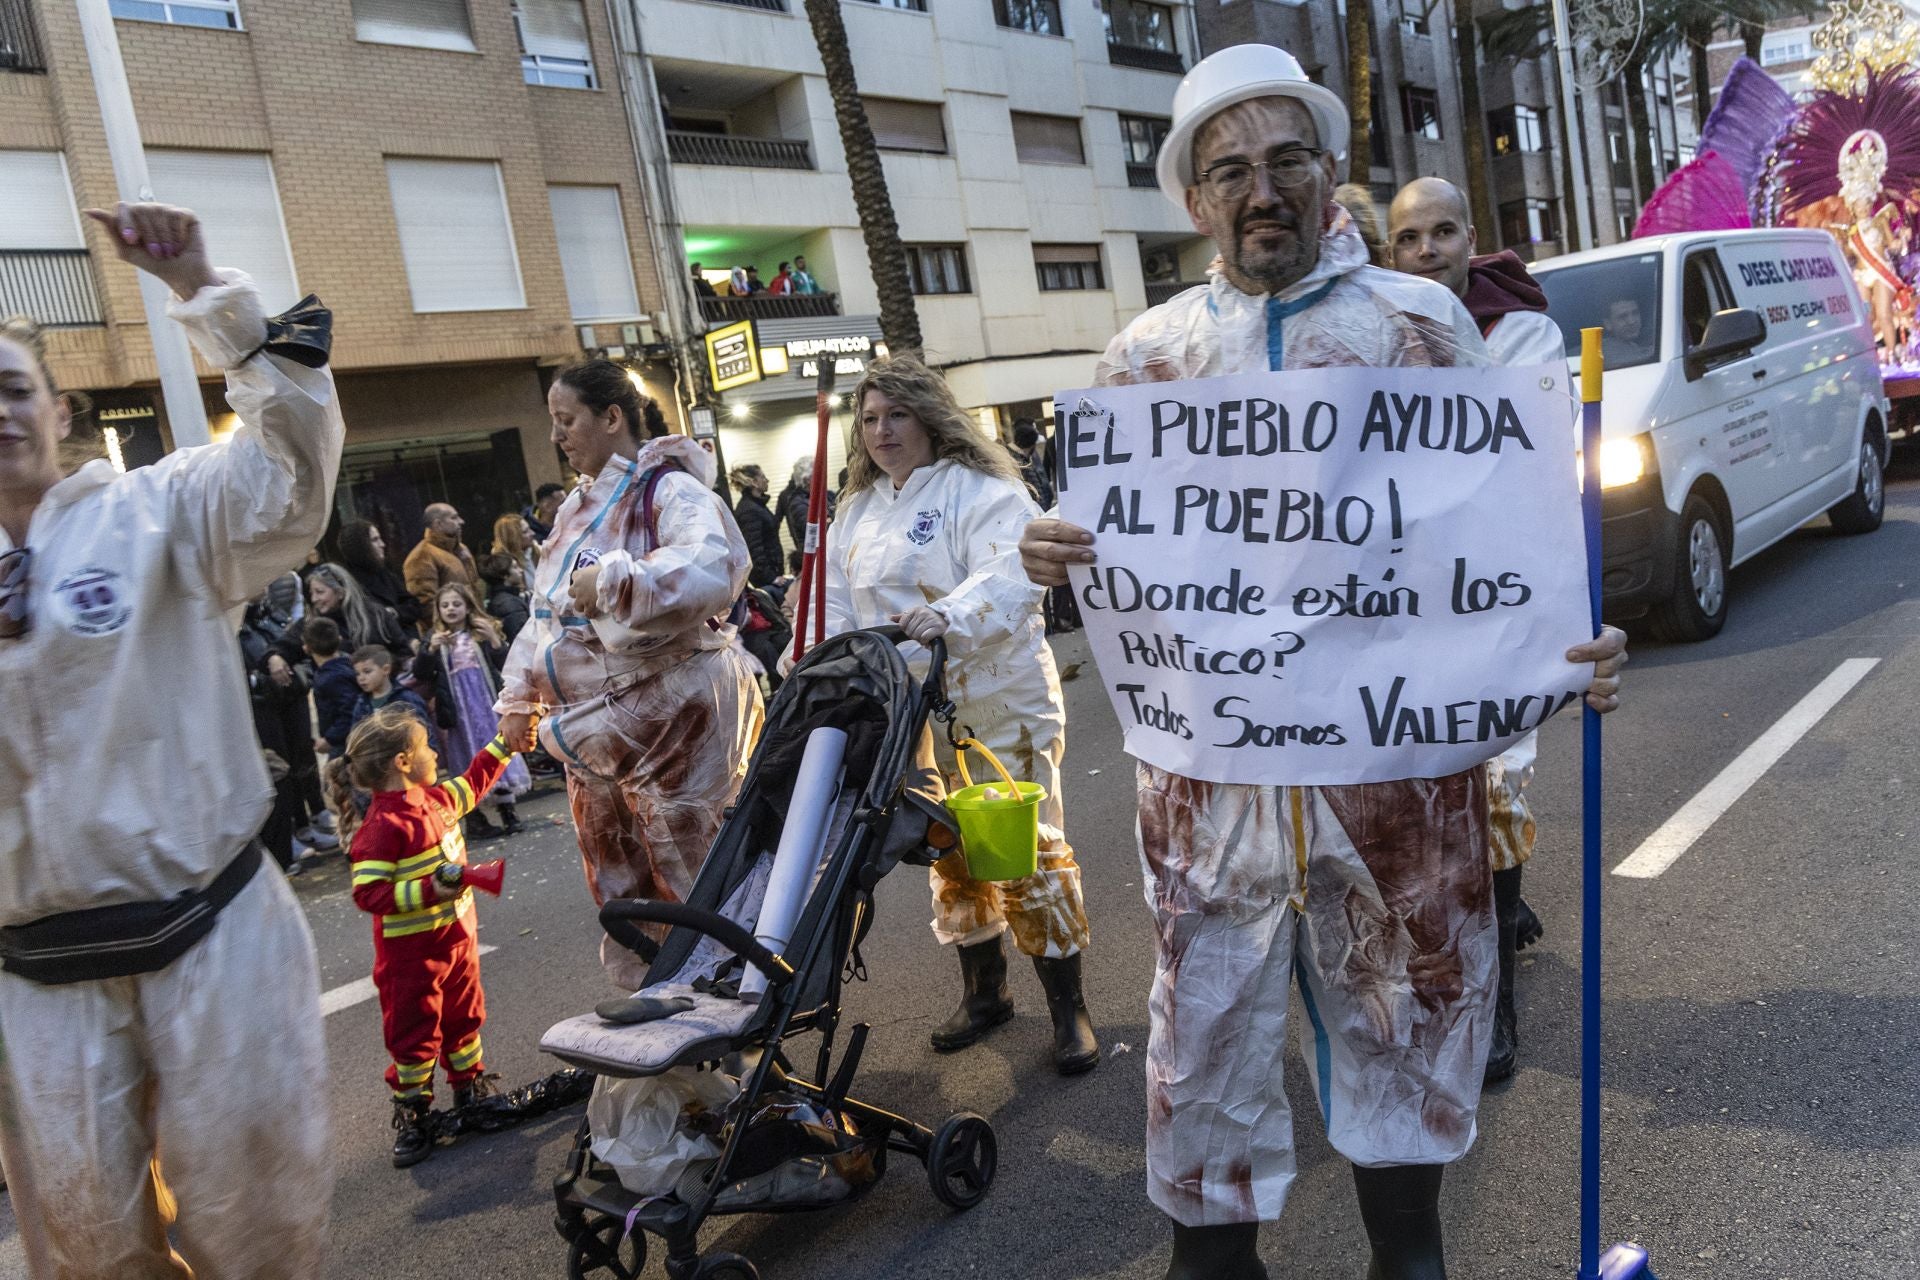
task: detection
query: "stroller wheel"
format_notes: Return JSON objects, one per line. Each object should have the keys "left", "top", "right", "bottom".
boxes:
{"left": 565, "top": 1218, "right": 646, "bottom": 1280}
{"left": 926, "top": 1112, "right": 997, "bottom": 1211}
{"left": 691, "top": 1252, "right": 758, "bottom": 1279}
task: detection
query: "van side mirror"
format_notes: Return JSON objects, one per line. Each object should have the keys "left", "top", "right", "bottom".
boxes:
{"left": 1685, "top": 307, "right": 1766, "bottom": 381}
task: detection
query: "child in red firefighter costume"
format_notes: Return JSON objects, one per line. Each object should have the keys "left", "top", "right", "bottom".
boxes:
{"left": 326, "top": 705, "right": 524, "bottom": 1167}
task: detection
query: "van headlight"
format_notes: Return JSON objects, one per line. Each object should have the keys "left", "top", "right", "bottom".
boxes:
{"left": 1596, "top": 435, "right": 1648, "bottom": 489}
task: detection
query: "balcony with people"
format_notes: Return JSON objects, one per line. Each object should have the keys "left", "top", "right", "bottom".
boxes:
{"left": 684, "top": 226, "right": 848, "bottom": 325}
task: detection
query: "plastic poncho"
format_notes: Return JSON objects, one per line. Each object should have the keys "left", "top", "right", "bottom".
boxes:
{"left": 1099, "top": 218, "right": 1503, "bottom": 1227}
{"left": 497, "top": 435, "right": 763, "bottom": 988}
{"left": 824, "top": 461, "right": 1087, "bottom": 959}
{"left": 0, "top": 271, "right": 338, "bottom": 1276}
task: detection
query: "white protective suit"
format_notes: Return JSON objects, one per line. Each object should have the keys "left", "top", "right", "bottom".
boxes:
{"left": 1098, "top": 218, "right": 1502, "bottom": 1227}
{"left": 1483, "top": 307, "right": 1569, "bottom": 871}
{"left": 0, "top": 271, "right": 339, "bottom": 1276}
{"left": 498, "top": 434, "right": 764, "bottom": 989}
{"left": 824, "top": 461, "right": 1088, "bottom": 959}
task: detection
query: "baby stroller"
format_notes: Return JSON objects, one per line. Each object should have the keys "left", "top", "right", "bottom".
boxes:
{"left": 539, "top": 628, "right": 999, "bottom": 1280}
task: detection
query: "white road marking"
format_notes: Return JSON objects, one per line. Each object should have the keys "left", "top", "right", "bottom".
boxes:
{"left": 1613, "top": 657, "right": 1879, "bottom": 879}
{"left": 321, "top": 944, "right": 497, "bottom": 1016}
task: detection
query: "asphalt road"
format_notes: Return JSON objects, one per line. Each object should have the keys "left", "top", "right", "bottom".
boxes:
{"left": 3, "top": 458, "right": 1917, "bottom": 1279}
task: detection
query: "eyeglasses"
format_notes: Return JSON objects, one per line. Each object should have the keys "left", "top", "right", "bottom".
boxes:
{"left": 0, "top": 548, "right": 28, "bottom": 641}
{"left": 1198, "top": 148, "right": 1326, "bottom": 199}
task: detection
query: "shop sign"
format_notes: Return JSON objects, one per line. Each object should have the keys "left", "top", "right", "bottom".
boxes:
{"left": 784, "top": 334, "right": 872, "bottom": 381}
{"left": 706, "top": 320, "right": 762, "bottom": 391}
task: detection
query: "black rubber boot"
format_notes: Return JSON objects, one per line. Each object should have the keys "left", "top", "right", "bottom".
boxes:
{"left": 497, "top": 803, "right": 523, "bottom": 837}
{"left": 1165, "top": 1222, "right": 1266, "bottom": 1280}
{"left": 930, "top": 936, "right": 1014, "bottom": 1052}
{"left": 1031, "top": 952, "right": 1100, "bottom": 1075}
{"left": 1353, "top": 1163, "right": 1447, "bottom": 1280}
{"left": 391, "top": 1096, "right": 434, "bottom": 1169}
{"left": 1514, "top": 892, "right": 1543, "bottom": 951}
{"left": 1484, "top": 866, "right": 1522, "bottom": 1086}
{"left": 464, "top": 809, "right": 503, "bottom": 843}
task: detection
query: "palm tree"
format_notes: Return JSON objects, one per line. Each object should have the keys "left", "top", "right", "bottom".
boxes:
{"left": 1346, "top": 0, "right": 1372, "bottom": 179}
{"left": 799, "top": 0, "right": 922, "bottom": 356}
{"left": 1452, "top": 4, "right": 1497, "bottom": 237}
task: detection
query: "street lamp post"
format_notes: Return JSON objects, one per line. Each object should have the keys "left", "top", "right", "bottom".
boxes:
{"left": 73, "top": 0, "right": 210, "bottom": 448}
{"left": 1551, "top": 0, "right": 1594, "bottom": 252}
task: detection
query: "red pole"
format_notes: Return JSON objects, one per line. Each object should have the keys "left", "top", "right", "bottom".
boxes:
{"left": 790, "top": 364, "right": 837, "bottom": 662}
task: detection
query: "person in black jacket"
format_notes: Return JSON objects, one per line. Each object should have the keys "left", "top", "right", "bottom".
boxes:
{"left": 478, "top": 552, "right": 531, "bottom": 645}
{"left": 292, "top": 562, "right": 413, "bottom": 658}
{"left": 240, "top": 587, "right": 333, "bottom": 869}
{"left": 338, "top": 518, "right": 425, "bottom": 634}
{"left": 729, "top": 464, "right": 784, "bottom": 587}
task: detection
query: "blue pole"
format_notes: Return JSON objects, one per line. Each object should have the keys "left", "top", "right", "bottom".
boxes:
{"left": 1578, "top": 330, "right": 1604, "bottom": 1280}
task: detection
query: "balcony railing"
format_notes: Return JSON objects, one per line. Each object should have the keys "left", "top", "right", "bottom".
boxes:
{"left": 1, "top": 0, "right": 47, "bottom": 72}
{"left": 1107, "top": 42, "right": 1184, "bottom": 74}
{"left": 666, "top": 130, "right": 813, "bottom": 170}
{"left": 700, "top": 293, "right": 841, "bottom": 323}
{"left": 1, "top": 251, "right": 104, "bottom": 328}
{"left": 707, "top": 0, "right": 786, "bottom": 9}
{"left": 1126, "top": 161, "right": 1158, "bottom": 189}
{"left": 1144, "top": 280, "right": 1197, "bottom": 308}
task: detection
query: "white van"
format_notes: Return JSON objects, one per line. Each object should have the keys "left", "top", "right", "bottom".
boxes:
{"left": 1532, "top": 228, "right": 1890, "bottom": 641}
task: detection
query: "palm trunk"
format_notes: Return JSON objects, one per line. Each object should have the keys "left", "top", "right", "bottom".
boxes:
{"left": 1622, "top": 54, "right": 1658, "bottom": 199}
{"left": 800, "top": 0, "right": 922, "bottom": 356}
{"left": 1742, "top": 21, "right": 1764, "bottom": 61}
{"left": 1346, "top": 0, "right": 1373, "bottom": 175}
{"left": 1453, "top": 5, "right": 1496, "bottom": 237}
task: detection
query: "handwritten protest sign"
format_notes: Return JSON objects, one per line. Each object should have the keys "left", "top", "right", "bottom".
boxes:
{"left": 1054, "top": 363, "right": 1590, "bottom": 787}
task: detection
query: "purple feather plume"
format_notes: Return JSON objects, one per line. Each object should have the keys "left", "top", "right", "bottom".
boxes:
{"left": 1774, "top": 66, "right": 1920, "bottom": 221}
{"left": 1700, "top": 57, "right": 1798, "bottom": 191}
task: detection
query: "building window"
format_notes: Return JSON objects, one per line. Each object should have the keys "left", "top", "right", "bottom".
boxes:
{"left": 905, "top": 244, "right": 971, "bottom": 295}
{"left": 0, "top": 152, "right": 99, "bottom": 329}
{"left": 0, "top": 151, "right": 84, "bottom": 251}
{"left": 1761, "top": 30, "right": 1810, "bottom": 65}
{"left": 515, "top": 0, "right": 594, "bottom": 88}
{"left": 108, "top": 0, "right": 241, "bottom": 28}
{"left": 1034, "top": 243, "right": 1104, "bottom": 292}
{"left": 1499, "top": 198, "right": 1559, "bottom": 246}
{"left": 147, "top": 151, "right": 301, "bottom": 311}
{"left": 1369, "top": 86, "right": 1390, "bottom": 166}
{"left": 1397, "top": 0, "right": 1434, "bottom": 35}
{"left": 847, "top": 0, "right": 927, "bottom": 9}
{"left": 352, "top": 0, "right": 475, "bottom": 52}
{"left": 994, "top": 0, "right": 1062, "bottom": 35}
{"left": 1119, "top": 114, "right": 1170, "bottom": 163}
{"left": 1011, "top": 112, "right": 1085, "bottom": 165}
{"left": 548, "top": 186, "right": 637, "bottom": 321}
{"left": 1102, "top": 0, "right": 1175, "bottom": 51}
{"left": 863, "top": 97, "right": 946, "bottom": 153}
{"left": 1488, "top": 104, "right": 1546, "bottom": 156}
{"left": 1400, "top": 86, "right": 1442, "bottom": 140}
{"left": 385, "top": 158, "right": 525, "bottom": 311}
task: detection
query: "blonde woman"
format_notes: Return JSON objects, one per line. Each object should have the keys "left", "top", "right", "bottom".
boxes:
{"left": 492, "top": 512, "right": 538, "bottom": 588}
{"left": 818, "top": 356, "right": 1097, "bottom": 1075}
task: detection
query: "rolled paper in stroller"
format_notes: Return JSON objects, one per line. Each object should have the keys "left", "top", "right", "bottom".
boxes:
{"left": 741, "top": 726, "right": 848, "bottom": 998}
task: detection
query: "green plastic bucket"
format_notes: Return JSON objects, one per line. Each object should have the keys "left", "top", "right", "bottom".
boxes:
{"left": 944, "top": 738, "right": 1045, "bottom": 882}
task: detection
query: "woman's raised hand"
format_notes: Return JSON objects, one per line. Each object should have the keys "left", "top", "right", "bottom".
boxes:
{"left": 82, "top": 202, "right": 219, "bottom": 301}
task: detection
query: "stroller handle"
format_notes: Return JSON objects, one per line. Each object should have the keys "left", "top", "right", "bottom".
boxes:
{"left": 599, "top": 900, "right": 796, "bottom": 988}
{"left": 867, "top": 625, "right": 948, "bottom": 698}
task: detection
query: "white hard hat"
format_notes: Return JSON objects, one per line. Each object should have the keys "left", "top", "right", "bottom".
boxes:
{"left": 1156, "top": 44, "right": 1351, "bottom": 209}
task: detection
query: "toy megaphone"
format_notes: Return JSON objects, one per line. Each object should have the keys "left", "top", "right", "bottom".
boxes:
{"left": 463, "top": 859, "right": 506, "bottom": 897}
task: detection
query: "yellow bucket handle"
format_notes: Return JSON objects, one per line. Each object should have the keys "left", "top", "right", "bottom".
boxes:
{"left": 953, "top": 738, "right": 1020, "bottom": 794}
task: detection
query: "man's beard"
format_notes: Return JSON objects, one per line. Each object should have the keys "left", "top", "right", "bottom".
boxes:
{"left": 1222, "top": 203, "right": 1318, "bottom": 294}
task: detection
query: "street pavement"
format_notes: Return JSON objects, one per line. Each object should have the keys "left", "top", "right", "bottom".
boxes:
{"left": 3, "top": 458, "right": 1917, "bottom": 1279}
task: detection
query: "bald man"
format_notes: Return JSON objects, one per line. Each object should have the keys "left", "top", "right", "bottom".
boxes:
{"left": 1389, "top": 176, "right": 1566, "bottom": 1085}
{"left": 403, "top": 502, "right": 478, "bottom": 620}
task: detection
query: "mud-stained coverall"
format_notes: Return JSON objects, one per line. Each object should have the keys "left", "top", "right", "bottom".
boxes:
{"left": 825, "top": 461, "right": 1089, "bottom": 959}
{"left": 0, "top": 271, "right": 340, "bottom": 1277}
{"left": 498, "top": 435, "right": 764, "bottom": 989}
{"left": 1096, "top": 219, "right": 1503, "bottom": 1226}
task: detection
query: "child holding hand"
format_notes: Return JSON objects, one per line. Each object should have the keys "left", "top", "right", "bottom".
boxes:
{"left": 324, "top": 706, "right": 535, "bottom": 1168}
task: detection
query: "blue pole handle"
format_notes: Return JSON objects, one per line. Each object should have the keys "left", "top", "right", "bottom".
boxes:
{"left": 1578, "top": 330, "right": 1605, "bottom": 1280}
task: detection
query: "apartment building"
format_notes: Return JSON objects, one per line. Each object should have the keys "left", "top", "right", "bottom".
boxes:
{"left": 632, "top": 0, "right": 1207, "bottom": 481}
{"left": 1701, "top": 6, "right": 1920, "bottom": 106}
{"left": 0, "top": 0, "right": 671, "bottom": 558}
{"left": 1192, "top": 0, "right": 1696, "bottom": 256}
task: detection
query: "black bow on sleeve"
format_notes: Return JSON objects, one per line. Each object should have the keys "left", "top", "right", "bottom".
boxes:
{"left": 241, "top": 295, "right": 332, "bottom": 369}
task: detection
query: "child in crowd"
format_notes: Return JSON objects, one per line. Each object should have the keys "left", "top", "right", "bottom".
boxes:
{"left": 415, "top": 584, "right": 530, "bottom": 837}
{"left": 350, "top": 644, "right": 436, "bottom": 741}
{"left": 324, "top": 707, "right": 529, "bottom": 1167}
{"left": 305, "top": 616, "right": 361, "bottom": 758}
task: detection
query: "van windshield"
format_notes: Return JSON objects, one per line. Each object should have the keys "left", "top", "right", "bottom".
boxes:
{"left": 1536, "top": 255, "right": 1663, "bottom": 370}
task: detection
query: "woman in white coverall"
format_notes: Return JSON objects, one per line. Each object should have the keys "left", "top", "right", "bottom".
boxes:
{"left": 0, "top": 204, "right": 337, "bottom": 1277}
{"left": 1019, "top": 45, "right": 1627, "bottom": 1280}
{"left": 819, "top": 356, "right": 1098, "bottom": 1074}
{"left": 496, "top": 361, "right": 763, "bottom": 990}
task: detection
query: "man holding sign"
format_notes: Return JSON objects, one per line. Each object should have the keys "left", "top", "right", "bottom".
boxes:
{"left": 1020, "top": 45, "right": 1626, "bottom": 1280}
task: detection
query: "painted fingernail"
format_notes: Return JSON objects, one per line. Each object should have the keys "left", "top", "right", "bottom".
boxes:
{"left": 146, "top": 242, "right": 163, "bottom": 256}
